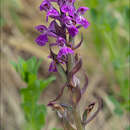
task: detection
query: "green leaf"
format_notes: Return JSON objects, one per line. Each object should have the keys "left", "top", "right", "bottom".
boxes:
{"left": 82, "top": 109, "right": 88, "bottom": 122}
{"left": 28, "top": 74, "right": 37, "bottom": 86}
{"left": 34, "top": 58, "right": 43, "bottom": 74}
{"left": 27, "top": 56, "right": 37, "bottom": 73}
{"left": 23, "top": 62, "right": 28, "bottom": 73}
{"left": 39, "top": 76, "right": 56, "bottom": 90}
{"left": 11, "top": 57, "right": 56, "bottom": 129}
{"left": 20, "top": 87, "right": 36, "bottom": 103}
{"left": 57, "top": 64, "right": 67, "bottom": 82}
{"left": 32, "top": 104, "right": 47, "bottom": 129}
{"left": 21, "top": 102, "right": 33, "bottom": 121}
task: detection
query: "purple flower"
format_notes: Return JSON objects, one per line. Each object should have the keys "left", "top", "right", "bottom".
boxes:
{"left": 40, "top": 0, "right": 51, "bottom": 11}
{"left": 35, "top": 20, "right": 64, "bottom": 46}
{"left": 61, "top": 0, "right": 75, "bottom": 16}
{"left": 46, "top": 8, "right": 60, "bottom": 21}
{"left": 49, "top": 61, "right": 57, "bottom": 72}
{"left": 50, "top": 37, "right": 66, "bottom": 47}
{"left": 35, "top": 25, "right": 47, "bottom": 33}
{"left": 56, "top": 37, "right": 66, "bottom": 46}
{"left": 77, "top": 7, "right": 89, "bottom": 15}
{"left": 35, "top": 34, "right": 48, "bottom": 46}
{"left": 58, "top": 47, "right": 74, "bottom": 57}
{"left": 35, "top": 24, "right": 55, "bottom": 46}
{"left": 62, "top": 16, "right": 78, "bottom": 37}
{"left": 63, "top": 16, "right": 73, "bottom": 27}
{"left": 40, "top": 0, "right": 60, "bottom": 21}
{"left": 57, "top": 46, "right": 74, "bottom": 62}
{"left": 68, "top": 25, "right": 79, "bottom": 37}
{"left": 48, "top": 20, "right": 66, "bottom": 39}
{"left": 76, "top": 16, "right": 90, "bottom": 28}
{"left": 61, "top": 6, "right": 90, "bottom": 29}
{"left": 47, "top": 8, "right": 59, "bottom": 17}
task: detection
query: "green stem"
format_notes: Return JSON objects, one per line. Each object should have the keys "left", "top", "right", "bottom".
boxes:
{"left": 62, "top": 117, "right": 76, "bottom": 130}
{"left": 72, "top": 108, "right": 83, "bottom": 130}
{"left": 67, "top": 36, "right": 83, "bottom": 130}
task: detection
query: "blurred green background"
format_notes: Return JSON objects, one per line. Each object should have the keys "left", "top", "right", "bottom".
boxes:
{"left": 83, "top": 0, "right": 129, "bottom": 112}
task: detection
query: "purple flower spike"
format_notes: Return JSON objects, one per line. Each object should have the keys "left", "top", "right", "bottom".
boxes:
{"left": 49, "top": 61, "right": 57, "bottom": 72}
{"left": 36, "top": 0, "right": 90, "bottom": 71}
{"left": 77, "top": 7, "right": 89, "bottom": 15}
{"left": 35, "top": 34, "right": 48, "bottom": 46}
{"left": 68, "top": 25, "right": 79, "bottom": 37}
{"left": 35, "top": 25, "right": 47, "bottom": 33}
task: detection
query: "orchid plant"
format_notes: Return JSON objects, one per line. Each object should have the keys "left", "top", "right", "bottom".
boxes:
{"left": 11, "top": 57, "right": 56, "bottom": 130}
{"left": 35, "top": 0, "right": 102, "bottom": 130}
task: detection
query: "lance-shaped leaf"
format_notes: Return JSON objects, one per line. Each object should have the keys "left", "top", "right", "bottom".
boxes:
{"left": 82, "top": 97, "right": 103, "bottom": 125}
{"left": 48, "top": 102, "right": 65, "bottom": 113}
{"left": 71, "top": 86, "right": 81, "bottom": 106}
{"left": 74, "top": 53, "right": 79, "bottom": 62}
{"left": 82, "top": 102, "right": 95, "bottom": 122}
{"left": 68, "top": 35, "right": 74, "bottom": 45}
{"left": 49, "top": 45, "right": 57, "bottom": 61}
{"left": 60, "top": 103, "right": 72, "bottom": 111}
{"left": 62, "top": 118, "right": 76, "bottom": 130}
{"left": 48, "top": 83, "right": 67, "bottom": 103}
{"left": 56, "top": 63, "right": 67, "bottom": 82}
{"left": 68, "top": 58, "right": 82, "bottom": 80}
{"left": 81, "top": 73, "right": 88, "bottom": 95}
{"left": 49, "top": 20, "right": 66, "bottom": 39}
{"left": 72, "top": 34, "right": 83, "bottom": 50}
{"left": 48, "top": 102, "right": 74, "bottom": 130}
{"left": 49, "top": 45, "right": 67, "bottom": 82}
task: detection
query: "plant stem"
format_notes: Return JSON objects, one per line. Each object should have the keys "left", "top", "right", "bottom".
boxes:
{"left": 67, "top": 36, "right": 83, "bottom": 130}
{"left": 62, "top": 117, "right": 76, "bottom": 130}
{"left": 72, "top": 108, "right": 83, "bottom": 130}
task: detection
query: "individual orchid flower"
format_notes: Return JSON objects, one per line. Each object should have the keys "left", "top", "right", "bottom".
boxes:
{"left": 61, "top": 0, "right": 76, "bottom": 16}
{"left": 40, "top": 0, "right": 60, "bottom": 21}
{"left": 57, "top": 46, "right": 74, "bottom": 63}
